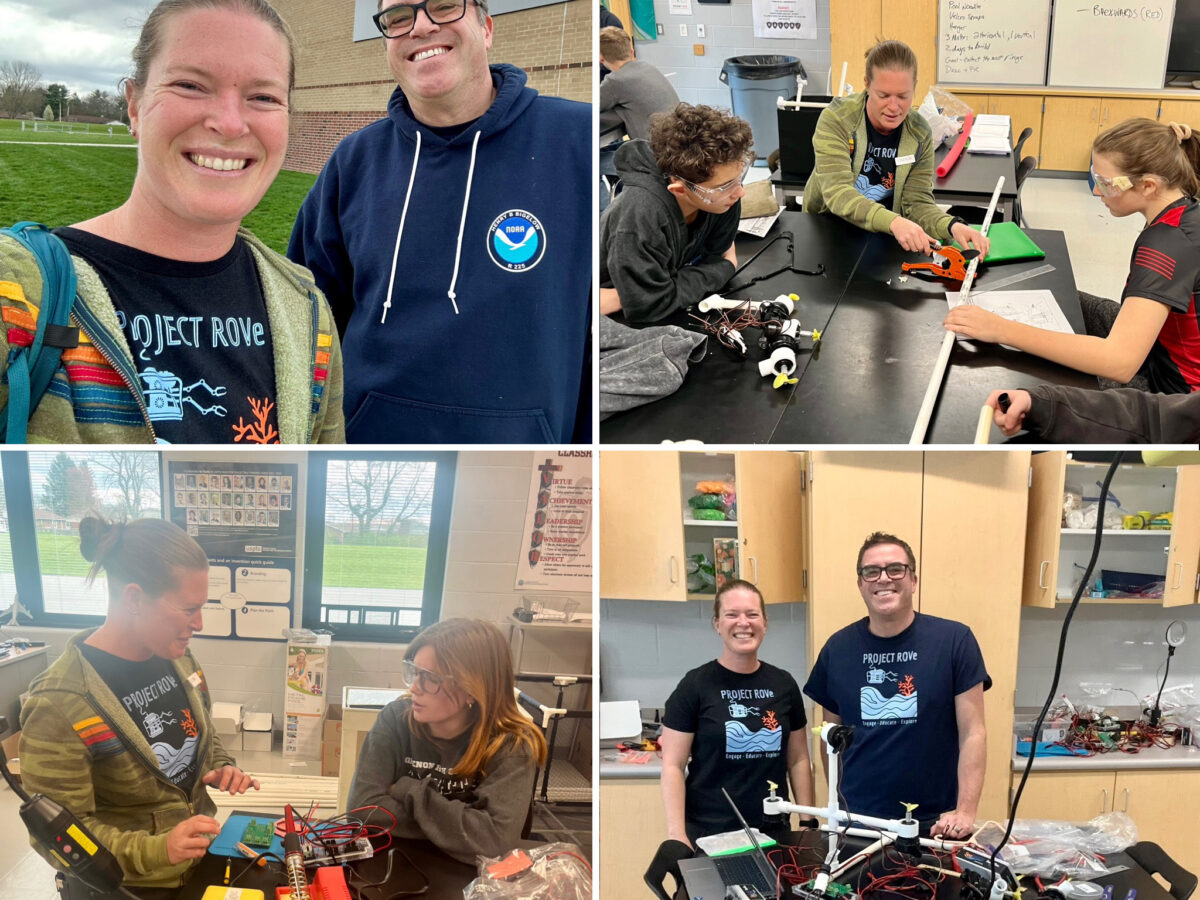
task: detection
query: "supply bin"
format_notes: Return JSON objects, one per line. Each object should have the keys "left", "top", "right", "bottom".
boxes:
{"left": 720, "top": 55, "right": 806, "bottom": 164}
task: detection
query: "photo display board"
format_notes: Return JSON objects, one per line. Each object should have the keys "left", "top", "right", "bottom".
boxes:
{"left": 169, "top": 460, "right": 299, "bottom": 641}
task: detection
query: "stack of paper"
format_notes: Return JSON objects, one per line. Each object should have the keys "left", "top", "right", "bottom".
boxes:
{"left": 967, "top": 114, "right": 1012, "bottom": 155}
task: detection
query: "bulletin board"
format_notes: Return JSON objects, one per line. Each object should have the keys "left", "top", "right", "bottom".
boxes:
{"left": 168, "top": 460, "right": 298, "bottom": 641}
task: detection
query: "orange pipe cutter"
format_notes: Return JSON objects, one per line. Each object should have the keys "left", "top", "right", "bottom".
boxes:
{"left": 900, "top": 244, "right": 980, "bottom": 282}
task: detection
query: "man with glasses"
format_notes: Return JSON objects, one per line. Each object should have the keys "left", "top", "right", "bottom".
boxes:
{"left": 803, "top": 532, "right": 990, "bottom": 840}
{"left": 599, "top": 103, "right": 752, "bottom": 322}
{"left": 288, "top": 0, "right": 591, "bottom": 444}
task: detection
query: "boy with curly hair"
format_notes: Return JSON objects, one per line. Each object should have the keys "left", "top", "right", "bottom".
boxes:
{"left": 600, "top": 103, "right": 753, "bottom": 323}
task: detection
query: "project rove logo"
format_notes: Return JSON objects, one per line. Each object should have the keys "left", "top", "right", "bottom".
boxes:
{"left": 487, "top": 209, "right": 546, "bottom": 271}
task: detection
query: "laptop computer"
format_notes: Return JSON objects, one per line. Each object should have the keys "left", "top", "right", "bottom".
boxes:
{"left": 777, "top": 97, "right": 832, "bottom": 185}
{"left": 678, "top": 788, "right": 779, "bottom": 899}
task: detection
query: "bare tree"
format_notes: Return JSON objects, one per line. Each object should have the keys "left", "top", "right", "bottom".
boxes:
{"left": 326, "top": 460, "right": 433, "bottom": 537}
{"left": 0, "top": 60, "right": 42, "bottom": 119}
{"left": 90, "top": 453, "right": 160, "bottom": 519}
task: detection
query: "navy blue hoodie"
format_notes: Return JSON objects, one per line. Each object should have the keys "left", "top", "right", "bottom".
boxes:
{"left": 288, "top": 64, "right": 592, "bottom": 443}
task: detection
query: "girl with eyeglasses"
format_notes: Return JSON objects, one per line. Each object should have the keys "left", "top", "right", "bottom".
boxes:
{"left": 347, "top": 618, "right": 547, "bottom": 862}
{"left": 947, "top": 117, "right": 1200, "bottom": 395}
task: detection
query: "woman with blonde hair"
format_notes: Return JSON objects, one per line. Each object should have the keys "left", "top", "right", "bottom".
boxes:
{"left": 950, "top": 117, "right": 1200, "bottom": 395}
{"left": 20, "top": 516, "right": 258, "bottom": 897}
{"left": 348, "top": 618, "right": 547, "bottom": 862}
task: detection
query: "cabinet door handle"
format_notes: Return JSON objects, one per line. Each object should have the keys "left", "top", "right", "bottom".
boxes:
{"left": 748, "top": 556, "right": 759, "bottom": 585}
{"left": 1099, "top": 788, "right": 1108, "bottom": 814}
{"left": 1102, "top": 105, "right": 1110, "bottom": 123}
{"left": 1038, "top": 560, "right": 1050, "bottom": 589}
{"left": 1172, "top": 561, "right": 1183, "bottom": 590}
{"left": 668, "top": 556, "right": 679, "bottom": 584}
{"left": 1122, "top": 788, "right": 1129, "bottom": 813}
{"left": 1090, "top": 106, "right": 1097, "bottom": 122}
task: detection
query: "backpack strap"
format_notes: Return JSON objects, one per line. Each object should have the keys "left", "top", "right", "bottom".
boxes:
{"left": 1, "top": 222, "right": 81, "bottom": 442}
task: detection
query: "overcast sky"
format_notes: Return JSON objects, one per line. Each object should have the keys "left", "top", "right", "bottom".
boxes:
{"left": 0, "top": 0, "right": 153, "bottom": 98}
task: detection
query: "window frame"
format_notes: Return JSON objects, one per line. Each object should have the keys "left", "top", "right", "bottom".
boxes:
{"left": 0, "top": 450, "right": 166, "bottom": 629}
{"left": 302, "top": 451, "right": 455, "bottom": 643}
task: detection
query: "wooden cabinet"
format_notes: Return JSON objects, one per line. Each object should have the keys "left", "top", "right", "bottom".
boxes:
{"left": 1023, "top": 456, "right": 1200, "bottom": 608}
{"left": 599, "top": 452, "right": 687, "bottom": 602}
{"left": 829, "top": 0, "right": 936, "bottom": 92}
{"left": 1159, "top": 99, "right": 1200, "bottom": 125}
{"left": 598, "top": 451, "right": 806, "bottom": 605}
{"left": 1014, "top": 769, "right": 1200, "bottom": 872}
{"left": 921, "top": 452, "right": 1029, "bottom": 823}
{"left": 600, "top": 779, "right": 667, "bottom": 898}
{"left": 985, "top": 94, "right": 1044, "bottom": 160}
{"left": 1041, "top": 96, "right": 1160, "bottom": 171}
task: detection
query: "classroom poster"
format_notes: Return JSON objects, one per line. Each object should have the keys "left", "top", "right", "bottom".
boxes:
{"left": 752, "top": 0, "right": 816, "bottom": 39}
{"left": 168, "top": 460, "right": 298, "bottom": 641}
{"left": 514, "top": 452, "right": 593, "bottom": 591}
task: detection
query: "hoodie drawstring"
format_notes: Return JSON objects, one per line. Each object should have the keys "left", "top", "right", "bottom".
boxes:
{"left": 446, "top": 130, "right": 481, "bottom": 316}
{"left": 381, "top": 129, "right": 422, "bottom": 325}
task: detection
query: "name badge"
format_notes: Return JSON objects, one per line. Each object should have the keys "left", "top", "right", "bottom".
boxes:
{"left": 896, "top": 154, "right": 916, "bottom": 166}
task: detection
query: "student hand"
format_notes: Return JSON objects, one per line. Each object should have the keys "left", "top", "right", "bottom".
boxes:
{"left": 986, "top": 389, "right": 1032, "bottom": 437}
{"left": 599, "top": 287, "right": 623, "bottom": 316}
{"left": 166, "top": 814, "right": 222, "bottom": 865}
{"left": 202, "top": 765, "right": 260, "bottom": 795}
{"left": 930, "top": 810, "right": 976, "bottom": 840}
{"left": 889, "top": 217, "right": 937, "bottom": 255}
{"left": 943, "top": 304, "right": 1006, "bottom": 344}
{"left": 951, "top": 221, "right": 990, "bottom": 259}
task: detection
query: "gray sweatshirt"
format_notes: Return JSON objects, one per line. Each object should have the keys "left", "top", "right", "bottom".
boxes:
{"left": 1026, "top": 384, "right": 1200, "bottom": 443}
{"left": 347, "top": 697, "right": 537, "bottom": 863}
{"left": 600, "top": 59, "right": 680, "bottom": 145}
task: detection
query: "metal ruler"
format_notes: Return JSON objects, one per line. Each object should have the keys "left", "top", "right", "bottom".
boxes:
{"left": 972, "top": 263, "right": 1057, "bottom": 297}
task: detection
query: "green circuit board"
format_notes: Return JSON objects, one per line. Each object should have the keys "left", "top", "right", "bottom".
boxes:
{"left": 242, "top": 819, "right": 275, "bottom": 847}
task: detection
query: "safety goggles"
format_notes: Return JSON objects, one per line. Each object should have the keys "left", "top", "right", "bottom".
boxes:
{"left": 677, "top": 160, "right": 751, "bottom": 204}
{"left": 1090, "top": 164, "right": 1134, "bottom": 197}
{"left": 400, "top": 658, "right": 452, "bottom": 694}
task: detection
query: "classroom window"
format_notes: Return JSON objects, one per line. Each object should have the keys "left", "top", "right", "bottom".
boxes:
{"left": 303, "top": 452, "right": 455, "bottom": 642}
{"left": 0, "top": 451, "right": 164, "bottom": 626}
{"left": 0, "top": 471, "right": 16, "bottom": 620}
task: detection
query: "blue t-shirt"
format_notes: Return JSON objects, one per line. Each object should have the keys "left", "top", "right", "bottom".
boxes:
{"left": 803, "top": 613, "right": 990, "bottom": 827}
{"left": 854, "top": 116, "right": 902, "bottom": 206}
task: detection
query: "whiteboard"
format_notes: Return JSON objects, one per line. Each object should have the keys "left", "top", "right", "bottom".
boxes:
{"left": 937, "top": 0, "right": 1051, "bottom": 85}
{"left": 1048, "top": 0, "right": 1176, "bottom": 88}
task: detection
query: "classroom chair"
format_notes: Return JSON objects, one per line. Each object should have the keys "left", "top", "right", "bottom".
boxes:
{"left": 644, "top": 839, "right": 695, "bottom": 900}
{"left": 1013, "top": 126, "right": 1034, "bottom": 160}
{"left": 948, "top": 154, "right": 1037, "bottom": 228}
{"left": 1124, "top": 842, "right": 1197, "bottom": 900}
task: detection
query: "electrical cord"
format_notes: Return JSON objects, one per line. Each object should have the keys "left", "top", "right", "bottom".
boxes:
{"left": 723, "top": 231, "right": 827, "bottom": 293}
{"left": 989, "top": 453, "right": 1125, "bottom": 890}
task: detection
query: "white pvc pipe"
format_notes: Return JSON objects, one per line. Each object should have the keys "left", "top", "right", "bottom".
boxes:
{"left": 973, "top": 403, "right": 993, "bottom": 444}
{"left": 907, "top": 177, "right": 1005, "bottom": 445}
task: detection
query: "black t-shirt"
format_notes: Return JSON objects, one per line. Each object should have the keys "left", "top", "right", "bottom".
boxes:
{"left": 855, "top": 116, "right": 903, "bottom": 207}
{"left": 662, "top": 659, "right": 806, "bottom": 840}
{"left": 1120, "top": 197, "right": 1200, "bottom": 393}
{"left": 55, "top": 228, "right": 281, "bottom": 443}
{"left": 79, "top": 644, "right": 202, "bottom": 791}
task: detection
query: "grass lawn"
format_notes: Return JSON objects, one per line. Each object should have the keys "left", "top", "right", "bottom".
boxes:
{"left": 0, "top": 118, "right": 136, "bottom": 144}
{"left": 30, "top": 533, "right": 427, "bottom": 590}
{"left": 324, "top": 544, "right": 428, "bottom": 590}
{"left": 0, "top": 139, "right": 316, "bottom": 255}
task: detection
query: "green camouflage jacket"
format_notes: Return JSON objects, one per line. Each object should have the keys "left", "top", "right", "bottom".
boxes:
{"left": 803, "top": 90, "right": 956, "bottom": 241}
{"left": 0, "top": 227, "right": 345, "bottom": 444}
{"left": 19, "top": 630, "right": 235, "bottom": 888}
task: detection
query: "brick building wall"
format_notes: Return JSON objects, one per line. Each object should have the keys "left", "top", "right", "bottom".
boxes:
{"left": 272, "top": 0, "right": 593, "bottom": 174}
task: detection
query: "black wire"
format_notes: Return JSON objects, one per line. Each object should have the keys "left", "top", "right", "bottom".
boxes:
{"left": 229, "top": 851, "right": 284, "bottom": 886}
{"left": 722, "top": 231, "right": 826, "bottom": 293}
{"left": 1152, "top": 647, "right": 1174, "bottom": 720}
{"left": 989, "top": 453, "right": 1125, "bottom": 889}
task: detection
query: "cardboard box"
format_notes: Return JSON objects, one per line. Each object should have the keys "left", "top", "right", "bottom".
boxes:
{"left": 321, "top": 740, "right": 341, "bottom": 777}
{"left": 323, "top": 704, "right": 343, "bottom": 743}
{"left": 243, "top": 712, "right": 273, "bottom": 753}
{"left": 211, "top": 702, "right": 243, "bottom": 736}
{"left": 1, "top": 730, "right": 20, "bottom": 777}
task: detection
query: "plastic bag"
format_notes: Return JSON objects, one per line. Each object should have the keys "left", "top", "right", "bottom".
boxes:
{"left": 972, "top": 814, "right": 1136, "bottom": 879}
{"left": 464, "top": 842, "right": 591, "bottom": 900}
{"left": 917, "top": 87, "right": 974, "bottom": 147}
{"left": 687, "top": 553, "right": 716, "bottom": 592}
{"left": 688, "top": 493, "right": 726, "bottom": 510}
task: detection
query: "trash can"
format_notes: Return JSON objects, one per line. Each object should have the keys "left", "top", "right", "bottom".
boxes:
{"left": 720, "top": 55, "right": 806, "bottom": 164}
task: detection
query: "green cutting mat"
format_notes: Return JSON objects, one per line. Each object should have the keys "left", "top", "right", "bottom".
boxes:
{"left": 953, "top": 221, "right": 1046, "bottom": 263}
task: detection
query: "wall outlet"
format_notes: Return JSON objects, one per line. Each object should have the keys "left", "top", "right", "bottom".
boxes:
{"left": 679, "top": 23, "right": 688, "bottom": 36}
{"left": 656, "top": 22, "right": 664, "bottom": 35}
{"left": 696, "top": 24, "right": 706, "bottom": 37}
{"left": 693, "top": 43, "right": 705, "bottom": 55}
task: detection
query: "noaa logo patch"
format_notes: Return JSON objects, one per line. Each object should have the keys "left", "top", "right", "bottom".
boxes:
{"left": 487, "top": 210, "right": 546, "bottom": 272}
